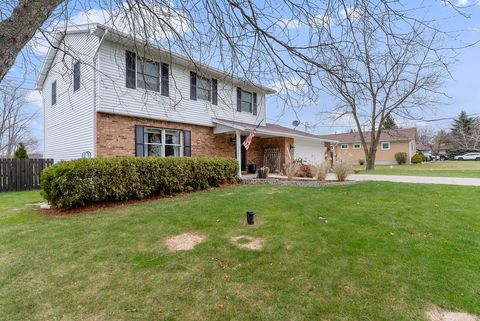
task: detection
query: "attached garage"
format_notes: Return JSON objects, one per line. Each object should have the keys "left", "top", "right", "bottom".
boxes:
{"left": 294, "top": 137, "right": 326, "bottom": 164}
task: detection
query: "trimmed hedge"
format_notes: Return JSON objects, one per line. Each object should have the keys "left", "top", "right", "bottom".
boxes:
{"left": 41, "top": 157, "right": 238, "bottom": 209}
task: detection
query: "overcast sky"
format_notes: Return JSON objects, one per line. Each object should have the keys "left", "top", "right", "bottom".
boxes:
{"left": 3, "top": 0, "right": 480, "bottom": 153}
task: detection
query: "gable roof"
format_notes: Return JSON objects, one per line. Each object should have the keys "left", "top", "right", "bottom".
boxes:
{"left": 318, "top": 128, "right": 417, "bottom": 143}
{"left": 35, "top": 23, "right": 276, "bottom": 94}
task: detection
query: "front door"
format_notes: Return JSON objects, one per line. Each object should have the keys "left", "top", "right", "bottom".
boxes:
{"left": 241, "top": 136, "right": 247, "bottom": 172}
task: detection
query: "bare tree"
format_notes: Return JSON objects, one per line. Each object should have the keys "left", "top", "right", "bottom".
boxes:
{"left": 418, "top": 128, "right": 451, "bottom": 156}
{"left": 0, "top": 0, "right": 468, "bottom": 166}
{"left": 0, "top": 83, "right": 38, "bottom": 157}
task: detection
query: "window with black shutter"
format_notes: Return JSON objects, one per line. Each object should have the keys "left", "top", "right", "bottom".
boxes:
{"left": 126, "top": 51, "right": 136, "bottom": 89}
{"left": 190, "top": 72, "right": 197, "bottom": 100}
{"left": 73, "top": 62, "right": 80, "bottom": 91}
{"left": 212, "top": 79, "right": 218, "bottom": 105}
{"left": 161, "top": 63, "right": 169, "bottom": 96}
{"left": 236, "top": 88, "right": 256, "bottom": 114}
{"left": 51, "top": 81, "right": 57, "bottom": 106}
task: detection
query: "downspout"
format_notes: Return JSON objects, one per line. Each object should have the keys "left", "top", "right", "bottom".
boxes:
{"left": 92, "top": 27, "right": 108, "bottom": 158}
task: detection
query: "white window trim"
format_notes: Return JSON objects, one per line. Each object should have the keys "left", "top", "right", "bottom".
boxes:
{"left": 341, "top": 143, "right": 348, "bottom": 149}
{"left": 196, "top": 76, "right": 211, "bottom": 102}
{"left": 240, "top": 89, "right": 253, "bottom": 113}
{"left": 136, "top": 56, "right": 160, "bottom": 92}
{"left": 381, "top": 142, "right": 391, "bottom": 150}
{"left": 353, "top": 143, "right": 361, "bottom": 149}
{"left": 144, "top": 127, "right": 183, "bottom": 157}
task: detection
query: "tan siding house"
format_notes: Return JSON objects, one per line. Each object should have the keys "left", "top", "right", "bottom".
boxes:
{"left": 319, "top": 128, "right": 417, "bottom": 165}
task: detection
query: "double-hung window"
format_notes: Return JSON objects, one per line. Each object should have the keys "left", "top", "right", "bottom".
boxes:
{"left": 143, "top": 128, "right": 182, "bottom": 157}
{"left": 240, "top": 90, "right": 253, "bottom": 113}
{"left": 196, "top": 77, "right": 211, "bottom": 101}
{"left": 137, "top": 57, "right": 160, "bottom": 91}
{"left": 381, "top": 142, "right": 390, "bottom": 150}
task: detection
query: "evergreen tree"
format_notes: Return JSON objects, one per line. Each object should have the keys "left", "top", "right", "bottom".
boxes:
{"left": 13, "top": 142, "right": 28, "bottom": 159}
{"left": 451, "top": 111, "right": 475, "bottom": 149}
{"left": 382, "top": 114, "right": 398, "bottom": 130}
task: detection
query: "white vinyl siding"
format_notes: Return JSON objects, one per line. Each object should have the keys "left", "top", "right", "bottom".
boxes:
{"left": 97, "top": 40, "right": 266, "bottom": 127}
{"left": 43, "top": 32, "right": 98, "bottom": 161}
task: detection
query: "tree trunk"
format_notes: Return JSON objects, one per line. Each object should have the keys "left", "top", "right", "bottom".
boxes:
{"left": 0, "top": 0, "right": 63, "bottom": 82}
{"left": 365, "top": 144, "right": 377, "bottom": 171}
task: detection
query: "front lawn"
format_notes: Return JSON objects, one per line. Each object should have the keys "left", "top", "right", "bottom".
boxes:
{"left": 355, "top": 160, "right": 480, "bottom": 178}
{"left": 1, "top": 183, "right": 479, "bottom": 320}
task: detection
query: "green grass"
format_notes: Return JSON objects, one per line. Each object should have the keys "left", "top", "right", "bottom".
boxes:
{"left": 355, "top": 160, "right": 480, "bottom": 178}
{"left": 1, "top": 183, "right": 480, "bottom": 321}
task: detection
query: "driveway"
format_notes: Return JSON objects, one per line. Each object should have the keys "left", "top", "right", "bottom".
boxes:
{"left": 347, "top": 174, "right": 480, "bottom": 186}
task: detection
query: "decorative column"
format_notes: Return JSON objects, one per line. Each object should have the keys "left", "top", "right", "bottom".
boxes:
{"left": 235, "top": 130, "right": 242, "bottom": 178}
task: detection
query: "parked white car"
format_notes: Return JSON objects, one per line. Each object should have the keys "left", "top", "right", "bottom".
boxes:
{"left": 454, "top": 153, "right": 480, "bottom": 160}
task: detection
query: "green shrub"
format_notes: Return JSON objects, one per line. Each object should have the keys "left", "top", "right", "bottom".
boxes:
{"left": 41, "top": 157, "right": 238, "bottom": 209}
{"left": 395, "top": 152, "right": 408, "bottom": 165}
{"left": 411, "top": 152, "right": 425, "bottom": 164}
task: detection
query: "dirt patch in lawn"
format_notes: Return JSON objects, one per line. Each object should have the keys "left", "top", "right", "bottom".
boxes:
{"left": 165, "top": 233, "right": 206, "bottom": 252}
{"left": 229, "top": 235, "right": 264, "bottom": 250}
{"left": 427, "top": 306, "right": 479, "bottom": 321}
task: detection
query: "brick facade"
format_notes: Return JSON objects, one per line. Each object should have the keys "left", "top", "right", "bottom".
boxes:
{"left": 96, "top": 112, "right": 292, "bottom": 172}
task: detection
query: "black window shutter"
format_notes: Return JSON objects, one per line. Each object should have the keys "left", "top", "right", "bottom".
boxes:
{"left": 184, "top": 130, "right": 191, "bottom": 157}
{"left": 51, "top": 81, "right": 57, "bottom": 105}
{"left": 190, "top": 72, "right": 197, "bottom": 100}
{"left": 252, "top": 92, "right": 257, "bottom": 115}
{"left": 135, "top": 125, "right": 144, "bottom": 157}
{"left": 236, "top": 87, "right": 242, "bottom": 112}
{"left": 212, "top": 79, "right": 218, "bottom": 105}
{"left": 126, "top": 51, "right": 136, "bottom": 89}
{"left": 73, "top": 62, "right": 80, "bottom": 91}
{"left": 161, "top": 63, "right": 169, "bottom": 96}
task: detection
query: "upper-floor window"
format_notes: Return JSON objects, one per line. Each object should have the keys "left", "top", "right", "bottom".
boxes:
{"left": 341, "top": 143, "right": 348, "bottom": 149}
{"left": 236, "top": 87, "right": 257, "bottom": 115}
{"left": 197, "top": 76, "right": 211, "bottom": 101}
{"left": 51, "top": 81, "right": 57, "bottom": 106}
{"left": 189, "top": 72, "right": 217, "bottom": 105}
{"left": 125, "top": 50, "right": 169, "bottom": 96}
{"left": 144, "top": 127, "right": 182, "bottom": 157}
{"left": 73, "top": 61, "right": 80, "bottom": 91}
{"left": 241, "top": 90, "right": 252, "bottom": 112}
{"left": 381, "top": 142, "right": 390, "bottom": 150}
{"left": 137, "top": 57, "right": 159, "bottom": 91}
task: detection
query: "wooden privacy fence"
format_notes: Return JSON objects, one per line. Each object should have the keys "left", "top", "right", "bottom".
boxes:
{"left": 0, "top": 159, "right": 54, "bottom": 192}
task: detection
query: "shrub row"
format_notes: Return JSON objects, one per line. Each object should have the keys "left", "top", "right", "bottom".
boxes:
{"left": 41, "top": 157, "right": 238, "bottom": 209}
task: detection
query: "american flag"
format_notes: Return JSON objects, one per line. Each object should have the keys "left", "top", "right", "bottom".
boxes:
{"left": 242, "top": 123, "right": 261, "bottom": 150}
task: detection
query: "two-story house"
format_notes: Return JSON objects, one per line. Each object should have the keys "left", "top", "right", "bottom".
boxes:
{"left": 36, "top": 24, "right": 335, "bottom": 176}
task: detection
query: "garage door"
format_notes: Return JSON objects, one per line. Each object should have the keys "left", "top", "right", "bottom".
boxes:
{"left": 294, "top": 138, "right": 325, "bottom": 164}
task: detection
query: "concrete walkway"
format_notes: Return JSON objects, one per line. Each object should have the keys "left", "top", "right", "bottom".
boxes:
{"left": 347, "top": 174, "right": 480, "bottom": 186}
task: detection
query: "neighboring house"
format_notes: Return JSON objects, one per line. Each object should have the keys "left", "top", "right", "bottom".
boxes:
{"left": 417, "top": 143, "right": 449, "bottom": 157}
{"left": 319, "top": 128, "right": 417, "bottom": 165}
{"left": 35, "top": 23, "right": 334, "bottom": 176}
